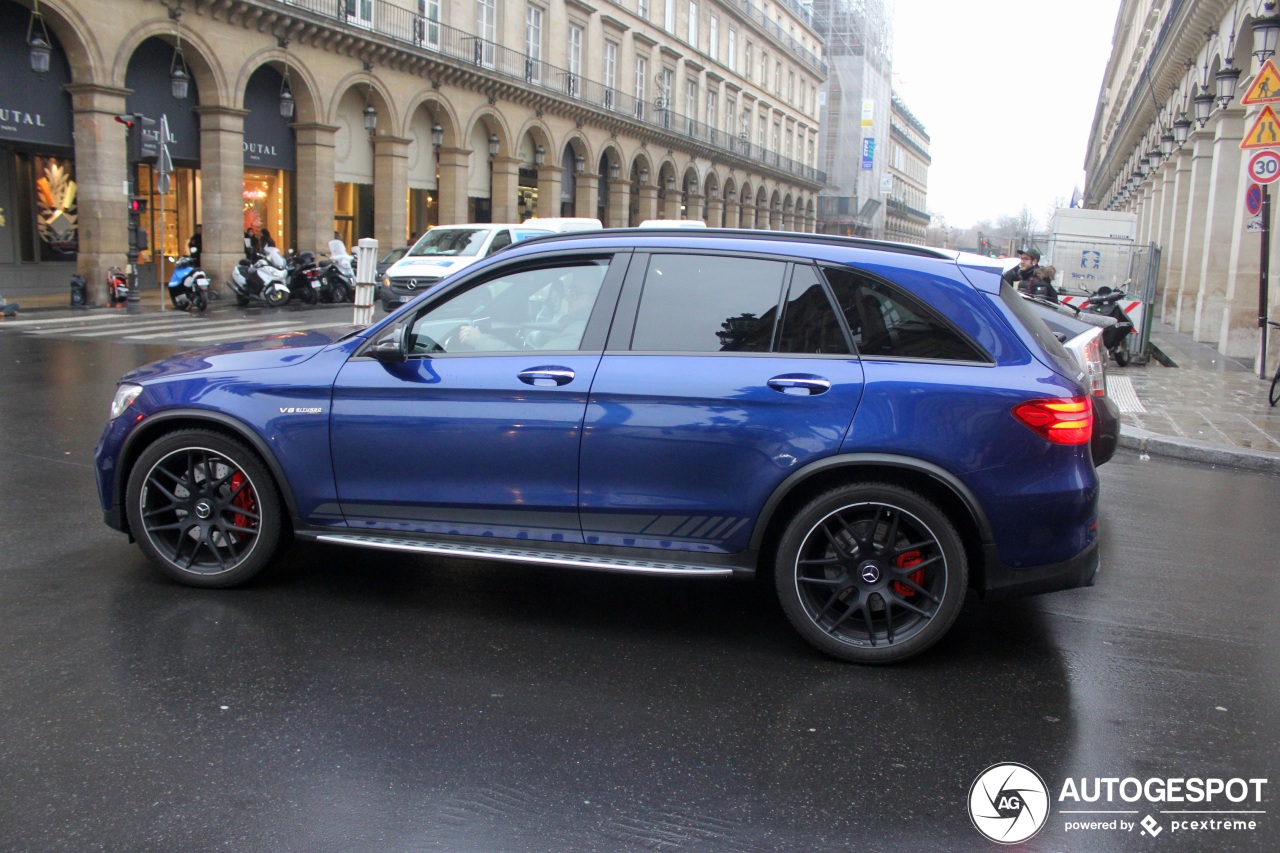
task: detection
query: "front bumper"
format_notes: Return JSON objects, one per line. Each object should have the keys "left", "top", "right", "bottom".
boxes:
{"left": 978, "top": 538, "right": 1100, "bottom": 602}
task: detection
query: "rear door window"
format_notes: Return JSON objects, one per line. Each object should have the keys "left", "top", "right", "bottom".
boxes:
{"left": 629, "top": 254, "right": 787, "bottom": 352}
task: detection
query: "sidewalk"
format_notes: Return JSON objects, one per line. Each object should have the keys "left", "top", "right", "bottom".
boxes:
{"left": 1114, "top": 320, "right": 1280, "bottom": 474}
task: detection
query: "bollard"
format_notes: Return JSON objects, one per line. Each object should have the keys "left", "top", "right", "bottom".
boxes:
{"left": 69, "top": 274, "right": 87, "bottom": 307}
{"left": 353, "top": 237, "right": 378, "bottom": 327}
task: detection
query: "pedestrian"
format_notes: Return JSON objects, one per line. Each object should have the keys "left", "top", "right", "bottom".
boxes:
{"left": 0, "top": 292, "right": 17, "bottom": 318}
{"left": 259, "top": 228, "right": 276, "bottom": 250}
{"left": 1027, "top": 264, "right": 1059, "bottom": 303}
{"left": 244, "top": 226, "right": 260, "bottom": 259}
{"left": 187, "top": 224, "right": 202, "bottom": 266}
{"left": 1002, "top": 246, "right": 1041, "bottom": 292}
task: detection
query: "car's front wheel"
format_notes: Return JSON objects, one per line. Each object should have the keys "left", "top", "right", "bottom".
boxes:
{"left": 775, "top": 483, "right": 967, "bottom": 664}
{"left": 125, "top": 430, "right": 284, "bottom": 588}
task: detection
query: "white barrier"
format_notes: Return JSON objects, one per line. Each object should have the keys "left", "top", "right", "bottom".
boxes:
{"left": 353, "top": 237, "right": 378, "bottom": 327}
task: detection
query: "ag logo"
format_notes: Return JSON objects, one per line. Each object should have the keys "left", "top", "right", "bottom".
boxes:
{"left": 968, "top": 763, "right": 1050, "bottom": 844}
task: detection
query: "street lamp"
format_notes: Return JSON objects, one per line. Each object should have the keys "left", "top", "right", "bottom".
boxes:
{"left": 279, "top": 60, "right": 295, "bottom": 119}
{"left": 27, "top": 0, "right": 51, "bottom": 75}
{"left": 1193, "top": 86, "right": 1215, "bottom": 126}
{"left": 431, "top": 123, "right": 444, "bottom": 149}
{"left": 169, "top": 10, "right": 189, "bottom": 100}
{"left": 574, "top": 154, "right": 585, "bottom": 174}
{"left": 1216, "top": 59, "right": 1242, "bottom": 109}
{"left": 1173, "top": 113, "right": 1192, "bottom": 145}
{"left": 1254, "top": 1, "right": 1280, "bottom": 65}
{"left": 488, "top": 133, "right": 499, "bottom": 158}
{"left": 1160, "top": 130, "right": 1175, "bottom": 157}
{"left": 533, "top": 144, "right": 545, "bottom": 166}
{"left": 609, "top": 160, "right": 620, "bottom": 180}
{"left": 639, "top": 166, "right": 649, "bottom": 184}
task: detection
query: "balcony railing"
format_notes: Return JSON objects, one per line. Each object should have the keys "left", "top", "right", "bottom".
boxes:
{"left": 275, "top": 0, "right": 825, "bottom": 184}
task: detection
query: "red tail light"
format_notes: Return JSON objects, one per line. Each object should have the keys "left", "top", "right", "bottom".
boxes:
{"left": 1012, "top": 396, "right": 1093, "bottom": 445}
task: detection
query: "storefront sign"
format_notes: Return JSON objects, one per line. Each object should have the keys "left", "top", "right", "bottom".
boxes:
{"left": 0, "top": 2, "right": 73, "bottom": 149}
{"left": 243, "top": 66, "right": 295, "bottom": 171}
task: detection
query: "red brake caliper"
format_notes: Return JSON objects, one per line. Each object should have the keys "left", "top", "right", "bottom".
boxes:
{"left": 893, "top": 551, "right": 925, "bottom": 597}
{"left": 229, "top": 472, "right": 257, "bottom": 538}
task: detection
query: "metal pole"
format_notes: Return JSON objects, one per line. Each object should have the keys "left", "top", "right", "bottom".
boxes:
{"left": 157, "top": 166, "right": 165, "bottom": 312}
{"left": 1261, "top": 184, "right": 1272, "bottom": 380}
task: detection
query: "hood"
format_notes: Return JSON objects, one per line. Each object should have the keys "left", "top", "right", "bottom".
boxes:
{"left": 388, "top": 256, "right": 475, "bottom": 276}
{"left": 123, "top": 326, "right": 362, "bottom": 383}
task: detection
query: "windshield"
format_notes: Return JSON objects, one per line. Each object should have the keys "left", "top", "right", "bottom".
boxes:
{"left": 408, "top": 228, "right": 488, "bottom": 258}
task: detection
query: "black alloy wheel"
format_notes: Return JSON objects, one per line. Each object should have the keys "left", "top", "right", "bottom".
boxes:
{"left": 1270, "top": 371, "right": 1280, "bottom": 407}
{"left": 775, "top": 483, "right": 967, "bottom": 664}
{"left": 125, "top": 430, "right": 283, "bottom": 588}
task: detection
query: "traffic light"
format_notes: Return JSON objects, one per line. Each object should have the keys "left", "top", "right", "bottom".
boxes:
{"left": 114, "top": 113, "right": 159, "bottom": 164}
{"left": 128, "top": 196, "right": 147, "bottom": 215}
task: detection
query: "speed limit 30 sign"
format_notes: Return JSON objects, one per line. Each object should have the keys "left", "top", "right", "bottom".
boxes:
{"left": 1248, "top": 149, "right": 1280, "bottom": 184}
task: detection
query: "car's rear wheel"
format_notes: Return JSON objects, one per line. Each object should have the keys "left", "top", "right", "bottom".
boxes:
{"left": 775, "top": 483, "right": 967, "bottom": 664}
{"left": 125, "top": 430, "right": 283, "bottom": 588}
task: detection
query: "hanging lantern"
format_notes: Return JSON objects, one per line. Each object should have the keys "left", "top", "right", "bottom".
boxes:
{"left": 27, "top": 1, "right": 52, "bottom": 75}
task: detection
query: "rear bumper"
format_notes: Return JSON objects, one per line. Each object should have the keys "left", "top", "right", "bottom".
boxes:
{"left": 1091, "top": 394, "right": 1121, "bottom": 466}
{"left": 978, "top": 539, "right": 1099, "bottom": 601}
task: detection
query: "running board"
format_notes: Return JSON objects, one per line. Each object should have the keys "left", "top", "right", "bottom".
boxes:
{"left": 307, "top": 532, "right": 737, "bottom": 578}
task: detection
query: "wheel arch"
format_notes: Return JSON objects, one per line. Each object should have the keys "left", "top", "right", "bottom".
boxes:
{"left": 115, "top": 410, "right": 302, "bottom": 528}
{"left": 750, "top": 455, "right": 994, "bottom": 590}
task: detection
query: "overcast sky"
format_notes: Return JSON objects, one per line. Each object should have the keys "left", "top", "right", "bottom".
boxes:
{"left": 889, "top": 0, "right": 1122, "bottom": 230}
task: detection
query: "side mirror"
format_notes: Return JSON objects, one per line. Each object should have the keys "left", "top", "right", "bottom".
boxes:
{"left": 370, "top": 325, "right": 406, "bottom": 364}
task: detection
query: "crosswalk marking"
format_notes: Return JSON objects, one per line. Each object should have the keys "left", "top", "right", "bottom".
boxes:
{"left": 182, "top": 321, "right": 354, "bottom": 343}
{"left": 1, "top": 308, "right": 364, "bottom": 348}
{"left": 0, "top": 313, "right": 126, "bottom": 328}
{"left": 36, "top": 317, "right": 253, "bottom": 337}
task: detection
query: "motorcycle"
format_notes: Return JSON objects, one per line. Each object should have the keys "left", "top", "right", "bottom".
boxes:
{"left": 228, "top": 246, "right": 291, "bottom": 307}
{"left": 106, "top": 266, "right": 129, "bottom": 306}
{"left": 285, "top": 250, "right": 322, "bottom": 305}
{"left": 1082, "top": 283, "right": 1136, "bottom": 366}
{"left": 166, "top": 256, "right": 211, "bottom": 312}
{"left": 316, "top": 239, "right": 355, "bottom": 303}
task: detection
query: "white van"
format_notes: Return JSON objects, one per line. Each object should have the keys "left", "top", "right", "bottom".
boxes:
{"left": 379, "top": 223, "right": 554, "bottom": 311}
{"left": 521, "top": 217, "right": 604, "bottom": 233}
{"left": 638, "top": 219, "right": 708, "bottom": 228}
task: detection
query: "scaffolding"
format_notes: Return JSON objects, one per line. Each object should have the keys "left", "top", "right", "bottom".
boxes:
{"left": 809, "top": 0, "right": 894, "bottom": 236}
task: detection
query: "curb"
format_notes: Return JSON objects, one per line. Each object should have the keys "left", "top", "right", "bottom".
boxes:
{"left": 1119, "top": 426, "right": 1280, "bottom": 474}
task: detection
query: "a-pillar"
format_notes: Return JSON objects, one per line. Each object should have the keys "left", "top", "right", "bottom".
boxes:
{"left": 1160, "top": 146, "right": 1194, "bottom": 322}
{"left": 636, "top": 182, "right": 659, "bottom": 223}
{"left": 436, "top": 147, "right": 472, "bottom": 225}
{"left": 68, "top": 84, "right": 130, "bottom": 306}
{"left": 1193, "top": 109, "right": 1245, "bottom": 344}
{"left": 491, "top": 156, "right": 521, "bottom": 222}
{"left": 374, "top": 135, "right": 410, "bottom": 248}
{"left": 196, "top": 105, "right": 249, "bottom": 288}
{"left": 537, "top": 166, "right": 563, "bottom": 220}
{"left": 294, "top": 122, "right": 338, "bottom": 254}
{"left": 1175, "top": 128, "right": 1217, "bottom": 332}
{"left": 575, "top": 172, "right": 598, "bottom": 221}
{"left": 706, "top": 195, "right": 724, "bottom": 228}
{"left": 607, "top": 178, "right": 631, "bottom": 227}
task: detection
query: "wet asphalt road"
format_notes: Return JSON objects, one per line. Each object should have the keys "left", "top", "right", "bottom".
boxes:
{"left": 1, "top": 332, "right": 1277, "bottom": 852}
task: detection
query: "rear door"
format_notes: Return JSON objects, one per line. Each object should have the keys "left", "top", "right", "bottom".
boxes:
{"left": 578, "top": 251, "right": 866, "bottom": 554}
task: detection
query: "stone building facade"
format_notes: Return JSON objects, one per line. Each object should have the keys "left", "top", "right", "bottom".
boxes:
{"left": 884, "top": 92, "right": 929, "bottom": 245}
{"left": 1085, "top": 0, "right": 1279, "bottom": 365}
{"left": 2, "top": 0, "right": 825, "bottom": 305}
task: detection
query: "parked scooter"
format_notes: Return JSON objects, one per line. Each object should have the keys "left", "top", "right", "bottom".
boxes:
{"left": 286, "top": 250, "right": 321, "bottom": 305}
{"left": 228, "top": 246, "right": 291, "bottom": 307}
{"left": 1082, "top": 282, "right": 1135, "bottom": 366}
{"left": 105, "top": 266, "right": 129, "bottom": 306}
{"left": 316, "top": 239, "right": 355, "bottom": 303}
{"left": 166, "top": 255, "right": 211, "bottom": 312}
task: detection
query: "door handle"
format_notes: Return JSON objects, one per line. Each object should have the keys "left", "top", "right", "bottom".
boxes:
{"left": 767, "top": 374, "right": 832, "bottom": 396}
{"left": 518, "top": 366, "right": 576, "bottom": 387}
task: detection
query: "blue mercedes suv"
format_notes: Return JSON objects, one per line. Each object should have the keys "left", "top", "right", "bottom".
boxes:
{"left": 95, "top": 230, "right": 1100, "bottom": 664}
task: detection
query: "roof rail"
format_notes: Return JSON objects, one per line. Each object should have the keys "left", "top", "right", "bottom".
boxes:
{"left": 514, "top": 228, "right": 951, "bottom": 259}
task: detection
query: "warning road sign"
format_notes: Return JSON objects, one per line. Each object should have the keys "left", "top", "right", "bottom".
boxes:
{"left": 1248, "top": 149, "right": 1280, "bottom": 183}
{"left": 1243, "top": 59, "right": 1280, "bottom": 105}
{"left": 1242, "top": 105, "right": 1280, "bottom": 149}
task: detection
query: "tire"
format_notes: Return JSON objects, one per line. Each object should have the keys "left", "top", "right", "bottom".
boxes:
{"left": 774, "top": 482, "right": 968, "bottom": 664}
{"left": 125, "top": 430, "right": 284, "bottom": 588}
{"left": 264, "top": 287, "right": 289, "bottom": 307}
{"left": 1113, "top": 346, "right": 1130, "bottom": 367}
{"left": 192, "top": 289, "right": 208, "bottom": 313}
{"left": 1270, "top": 371, "right": 1280, "bottom": 407}
{"left": 235, "top": 293, "right": 249, "bottom": 307}
{"left": 299, "top": 284, "right": 317, "bottom": 305}
{"left": 330, "top": 281, "right": 349, "bottom": 304}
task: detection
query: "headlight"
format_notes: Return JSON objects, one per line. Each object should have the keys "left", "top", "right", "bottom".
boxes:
{"left": 110, "top": 383, "right": 143, "bottom": 420}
